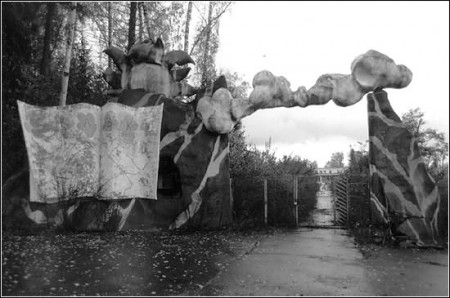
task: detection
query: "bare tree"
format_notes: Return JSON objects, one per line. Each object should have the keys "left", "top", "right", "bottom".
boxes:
{"left": 189, "top": 2, "right": 231, "bottom": 56}
{"left": 127, "top": 1, "right": 137, "bottom": 51}
{"left": 138, "top": 2, "right": 143, "bottom": 42}
{"left": 184, "top": 1, "right": 193, "bottom": 52}
{"left": 200, "top": 1, "right": 214, "bottom": 86}
{"left": 40, "top": 2, "right": 57, "bottom": 76}
{"left": 59, "top": 2, "right": 77, "bottom": 106}
{"left": 108, "top": 2, "right": 112, "bottom": 68}
{"left": 141, "top": 2, "right": 153, "bottom": 41}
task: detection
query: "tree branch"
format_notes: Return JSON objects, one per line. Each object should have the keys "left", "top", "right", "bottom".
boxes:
{"left": 189, "top": 2, "right": 231, "bottom": 56}
{"left": 140, "top": 2, "right": 153, "bottom": 41}
{"left": 192, "top": 2, "right": 208, "bottom": 24}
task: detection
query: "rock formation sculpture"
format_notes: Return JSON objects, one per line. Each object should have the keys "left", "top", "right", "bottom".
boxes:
{"left": 196, "top": 49, "right": 412, "bottom": 134}
{"left": 103, "top": 38, "right": 197, "bottom": 100}
{"left": 368, "top": 90, "right": 443, "bottom": 246}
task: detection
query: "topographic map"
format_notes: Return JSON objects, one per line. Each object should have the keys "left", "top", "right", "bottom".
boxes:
{"left": 18, "top": 101, "right": 163, "bottom": 203}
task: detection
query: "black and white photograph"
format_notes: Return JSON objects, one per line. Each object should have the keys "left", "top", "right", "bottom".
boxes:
{"left": 2, "top": 1, "right": 449, "bottom": 296}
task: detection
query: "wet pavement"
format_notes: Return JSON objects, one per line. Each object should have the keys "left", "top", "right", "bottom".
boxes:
{"left": 300, "top": 194, "right": 335, "bottom": 227}
{"left": 198, "top": 228, "right": 374, "bottom": 296}
{"left": 196, "top": 195, "right": 448, "bottom": 296}
{"left": 199, "top": 227, "right": 448, "bottom": 296}
{"left": 311, "top": 194, "right": 335, "bottom": 226}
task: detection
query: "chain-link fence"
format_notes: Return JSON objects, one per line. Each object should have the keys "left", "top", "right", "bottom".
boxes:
{"left": 231, "top": 175, "right": 319, "bottom": 228}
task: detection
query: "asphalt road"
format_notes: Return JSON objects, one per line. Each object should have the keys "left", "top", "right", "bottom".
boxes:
{"left": 198, "top": 194, "right": 448, "bottom": 296}
{"left": 310, "top": 194, "right": 335, "bottom": 226}
{"left": 198, "top": 228, "right": 448, "bottom": 296}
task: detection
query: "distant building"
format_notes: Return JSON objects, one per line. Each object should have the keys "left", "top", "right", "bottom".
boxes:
{"left": 314, "top": 167, "right": 345, "bottom": 183}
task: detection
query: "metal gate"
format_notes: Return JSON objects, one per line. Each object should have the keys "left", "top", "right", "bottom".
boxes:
{"left": 331, "top": 174, "right": 371, "bottom": 228}
{"left": 332, "top": 175, "right": 348, "bottom": 226}
{"left": 347, "top": 174, "right": 371, "bottom": 227}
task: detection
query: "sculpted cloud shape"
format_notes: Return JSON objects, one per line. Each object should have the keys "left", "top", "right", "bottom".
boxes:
{"left": 196, "top": 50, "right": 412, "bottom": 134}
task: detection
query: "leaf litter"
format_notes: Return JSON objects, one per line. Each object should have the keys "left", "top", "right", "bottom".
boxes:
{"left": 2, "top": 229, "right": 265, "bottom": 296}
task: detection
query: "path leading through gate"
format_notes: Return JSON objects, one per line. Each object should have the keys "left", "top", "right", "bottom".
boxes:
{"left": 299, "top": 174, "right": 369, "bottom": 229}
{"left": 299, "top": 192, "right": 336, "bottom": 227}
{"left": 196, "top": 227, "right": 448, "bottom": 296}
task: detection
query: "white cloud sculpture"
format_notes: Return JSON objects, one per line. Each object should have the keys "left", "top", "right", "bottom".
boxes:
{"left": 196, "top": 50, "right": 412, "bottom": 134}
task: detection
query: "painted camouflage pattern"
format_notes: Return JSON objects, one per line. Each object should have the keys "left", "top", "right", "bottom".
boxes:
{"left": 4, "top": 95, "right": 232, "bottom": 231}
{"left": 368, "top": 90, "right": 442, "bottom": 246}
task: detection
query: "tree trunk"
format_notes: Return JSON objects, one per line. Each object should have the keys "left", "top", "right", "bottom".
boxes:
{"left": 138, "top": 2, "right": 143, "bottom": 42}
{"left": 201, "top": 2, "right": 214, "bottom": 87}
{"left": 127, "top": 1, "right": 137, "bottom": 51}
{"left": 108, "top": 2, "right": 112, "bottom": 68}
{"left": 59, "top": 2, "right": 77, "bottom": 106}
{"left": 40, "top": 2, "right": 57, "bottom": 76}
{"left": 184, "top": 2, "right": 193, "bottom": 52}
{"left": 141, "top": 2, "right": 153, "bottom": 41}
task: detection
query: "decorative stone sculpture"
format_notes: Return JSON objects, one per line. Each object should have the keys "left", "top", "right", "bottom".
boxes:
{"left": 196, "top": 49, "right": 413, "bottom": 134}
{"left": 368, "top": 90, "right": 442, "bottom": 246}
{"left": 103, "top": 38, "right": 197, "bottom": 99}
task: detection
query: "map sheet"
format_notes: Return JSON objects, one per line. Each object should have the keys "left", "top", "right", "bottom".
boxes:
{"left": 17, "top": 101, "right": 163, "bottom": 203}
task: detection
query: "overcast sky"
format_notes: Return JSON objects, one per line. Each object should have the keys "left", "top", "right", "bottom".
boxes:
{"left": 214, "top": 1, "right": 449, "bottom": 167}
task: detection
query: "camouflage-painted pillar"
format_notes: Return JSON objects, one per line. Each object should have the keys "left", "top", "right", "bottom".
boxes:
{"left": 367, "top": 90, "right": 442, "bottom": 246}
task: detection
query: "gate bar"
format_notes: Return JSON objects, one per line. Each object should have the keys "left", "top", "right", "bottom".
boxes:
{"left": 264, "top": 178, "right": 268, "bottom": 224}
{"left": 332, "top": 178, "right": 337, "bottom": 224}
{"left": 294, "top": 176, "right": 298, "bottom": 227}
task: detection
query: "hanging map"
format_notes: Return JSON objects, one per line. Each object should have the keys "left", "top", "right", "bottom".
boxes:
{"left": 17, "top": 101, "right": 163, "bottom": 203}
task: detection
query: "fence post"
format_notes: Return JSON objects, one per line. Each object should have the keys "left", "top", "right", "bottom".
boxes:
{"left": 229, "top": 178, "right": 233, "bottom": 220}
{"left": 367, "top": 178, "right": 371, "bottom": 223}
{"left": 264, "top": 178, "right": 268, "bottom": 225}
{"left": 294, "top": 176, "right": 298, "bottom": 227}
{"left": 346, "top": 176, "right": 350, "bottom": 227}
{"left": 332, "top": 178, "right": 337, "bottom": 224}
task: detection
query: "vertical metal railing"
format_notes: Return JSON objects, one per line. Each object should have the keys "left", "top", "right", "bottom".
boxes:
{"left": 229, "top": 178, "right": 234, "bottom": 219}
{"left": 333, "top": 175, "right": 349, "bottom": 226}
{"left": 293, "top": 176, "right": 299, "bottom": 227}
{"left": 231, "top": 175, "right": 321, "bottom": 227}
{"left": 264, "top": 178, "right": 268, "bottom": 225}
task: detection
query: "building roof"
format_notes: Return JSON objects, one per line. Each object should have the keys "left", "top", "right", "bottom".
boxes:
{"left": 314, "top": 167, "right": 346, "bottom": 171}
{"left": 314, "top": 167, "right": 346, "bottom": 176}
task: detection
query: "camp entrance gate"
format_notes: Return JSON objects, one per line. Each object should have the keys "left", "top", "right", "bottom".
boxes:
{"left": 297, "top": 174, "right": 370, "bottom": 229}
{"left": 230, "top": 174, "right": 370, "bottom": 228}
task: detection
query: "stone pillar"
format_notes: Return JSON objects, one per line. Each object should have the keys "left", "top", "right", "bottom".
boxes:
{"left": 367, "top": 90, "right": 442, "bottom": 246}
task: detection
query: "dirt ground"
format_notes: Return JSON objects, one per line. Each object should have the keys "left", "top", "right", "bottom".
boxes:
{"left": 359, "top": 243, "right": 448, "bottom": 296}
{"left": 2, "top": 229, "right": 265, "bottom": 296}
